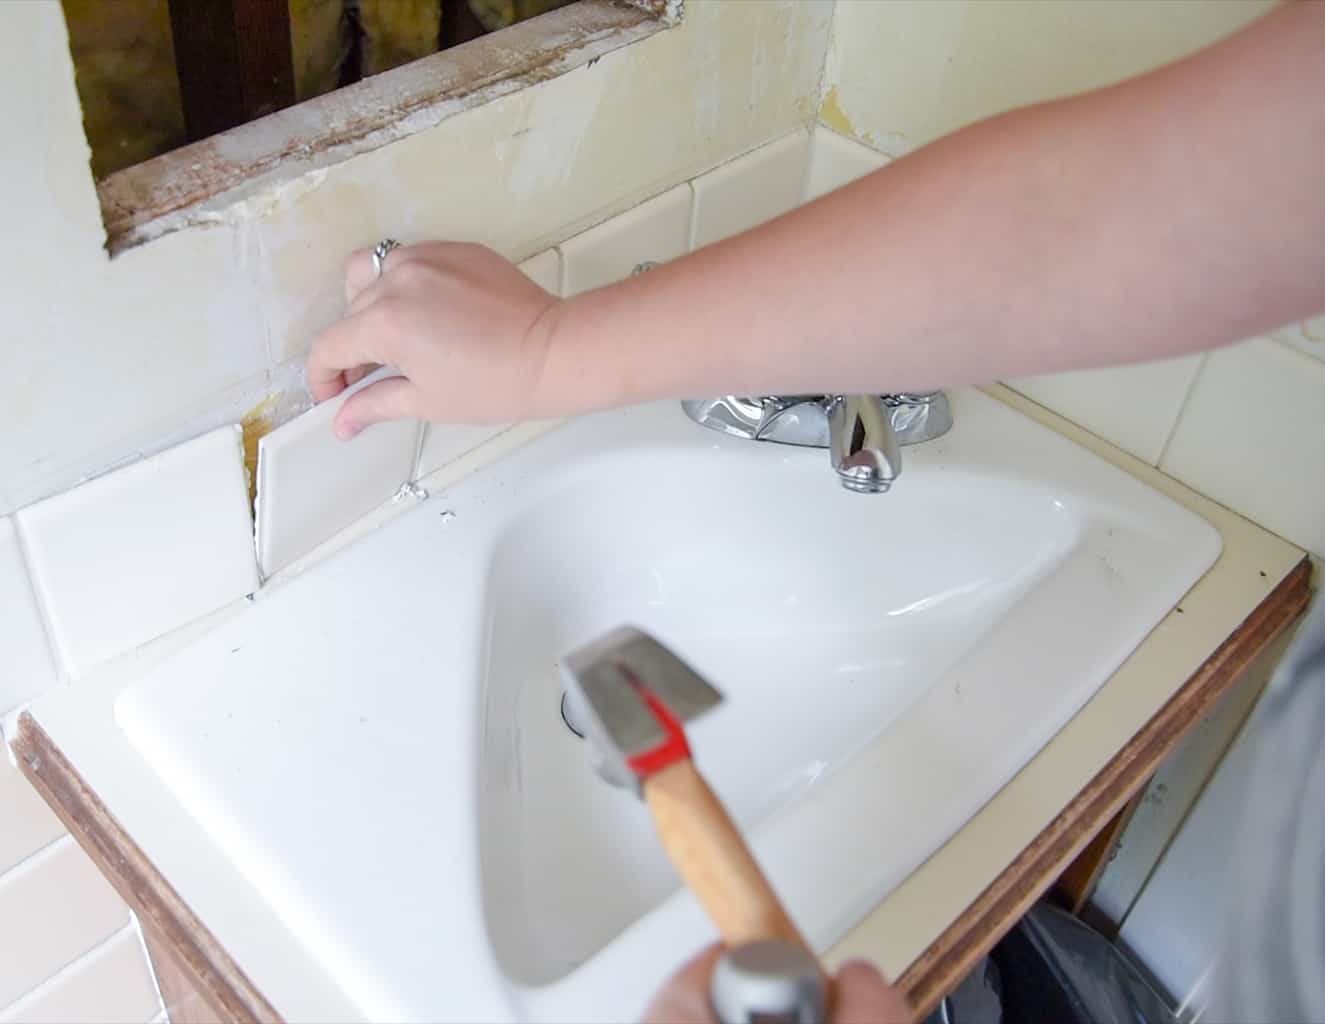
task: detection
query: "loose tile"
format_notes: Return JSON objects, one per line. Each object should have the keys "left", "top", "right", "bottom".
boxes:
{"left": 691, "top": 129, "right": 811, "bottom": 249}
{"left": 0, "top": 753, "right": 63, "bottom": 877}
{"left": 15, "top": 428, "right": 260, "bottom": 679}
{"left": 1161, "top": 337, "right": 1325, "bottom": 558}
{"left": 805, "top": 127, "right": 889, "bottom": 200}
{"left": 559, "top": 185, "right": 692, "bottom": 296}
{"left": 0, "top": 837, "right": 129, "bottom": 1008}
{"left": 1009, "top": 355, "right": 1203, "bottom": 465}
{"left": 0, "top": 927, "right": 159, "bottom": 1024}
{"left": 256, "top": 369, "right": 420, "bottom": 577}
{"left": 0, "top": 520, "right": 58, "bottom": 715}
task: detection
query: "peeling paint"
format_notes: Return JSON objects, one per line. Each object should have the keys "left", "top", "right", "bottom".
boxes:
{"left": 818, "top": 85, "right": 856, "bottom": 139}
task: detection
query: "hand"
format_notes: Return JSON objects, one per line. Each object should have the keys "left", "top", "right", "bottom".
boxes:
{"left": 641, "top": 944, "right": 913, "bottom": 1024}
{"left": 304, "top": 242, "right": 561, "bottom": 439}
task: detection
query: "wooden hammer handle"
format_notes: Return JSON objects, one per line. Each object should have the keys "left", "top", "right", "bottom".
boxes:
{"left": 643, "top": 759, "right": 809, "bottom": 950}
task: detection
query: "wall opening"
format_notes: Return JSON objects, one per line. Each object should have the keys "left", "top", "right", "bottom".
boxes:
{"left": 61, "top": 0, "right": 673, "bottom": 254}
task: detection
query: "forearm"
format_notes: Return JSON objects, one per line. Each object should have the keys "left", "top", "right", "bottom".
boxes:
{"left": 540, "top": 2, "right": 1325, "bottom": 413}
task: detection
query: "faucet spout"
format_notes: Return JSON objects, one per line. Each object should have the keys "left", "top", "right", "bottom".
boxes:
{"left": 827, "top": 395, "right": 901, "bottom": 494}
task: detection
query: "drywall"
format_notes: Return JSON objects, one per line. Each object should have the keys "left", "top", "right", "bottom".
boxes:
{"left": 1, "top": 0, "right": 832, "bottom": 515}
{"left": 819, "top": 0, "right": 1274, "bottom": 156}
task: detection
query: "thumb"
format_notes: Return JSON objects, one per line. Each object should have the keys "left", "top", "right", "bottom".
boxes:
{"left": 334, "top": 375, "right": 418, "bottom": 440}
{"left": 832, "top": 960, "right": 912, "bottom": 1024}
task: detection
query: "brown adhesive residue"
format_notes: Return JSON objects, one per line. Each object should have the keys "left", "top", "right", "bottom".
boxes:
{"left": 818, "top": 86, "right": 857, "bottom": 139}
{"left": 240, "top": 396, "right": 280, "bottom": 511}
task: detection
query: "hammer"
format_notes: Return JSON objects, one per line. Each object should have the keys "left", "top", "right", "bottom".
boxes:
{"left": 561, "top": 626, "right": 829, "bottom": 1023}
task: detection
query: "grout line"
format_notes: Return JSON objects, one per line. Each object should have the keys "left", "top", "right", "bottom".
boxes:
{"left": 0, "top": 922, "right": 143, "bottom": 1021}
{"left": 408, "top": 421, "right": 427, "bottom": 484}
{"left": 10, "top": 513, "right": 71, "bottom": 688}
{"left": 684, "top": 179, "right": 699, "bottom": 253}
{"left": 0, "top": 834, "right": 76, "bottom": 896}
{"left": 1155, "top": 353, "right": 1209, "bottom": 468}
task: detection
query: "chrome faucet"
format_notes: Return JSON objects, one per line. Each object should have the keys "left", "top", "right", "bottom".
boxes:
{"left": 629, "top": 261, "right": 951, "bottom": 493}
{"left": 680, "top": 393, "right": 951, "bottom": 493}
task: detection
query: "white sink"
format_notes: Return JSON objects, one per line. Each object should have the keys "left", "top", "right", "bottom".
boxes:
{"left": 115, "top": 391, "right": 1219, "bottom": 1022}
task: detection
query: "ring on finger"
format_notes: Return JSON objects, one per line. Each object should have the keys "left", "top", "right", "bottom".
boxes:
{"left": 371, "top": 238, "right": 401, "bottom": 279}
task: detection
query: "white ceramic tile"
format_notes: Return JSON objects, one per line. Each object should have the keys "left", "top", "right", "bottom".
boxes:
{"left": 0, "top": 520, "right": 58, "bottom": 715}
{"left": 0, "top": 754, "right": 63, "bottom": 877}
{"left": 0, "top": 927, "right": 159, "bottom": 1024}
{"left": 1270, "top": 312, "right": 1325, "bottom": 363}
{"left": 414, "top": 252, "right": 560, "bottom": 480}
{"left": 559, "top": 185, "right": 691, "bottom": 296}
{"left": 15, "top": 427, "right": 260, "bottom": 680}
{"left": 1161, "top": 337, "right": 1325, "bottom": 558}
{"left": 1009, "top": 354, "right": 1202, "bottom": 465}
{"left": 691, "top": 129, "right": 811, "bottom": 249}
{"left": 518, "top": 249, "right": 562, "bottom": 295}
{"left": 805, "top": 127, "right": 888, "bottom": 200}
{"left": 0, "top": 836, "right": 129, "bottom": 1008}
{"left": 256, "top": 369, "right": 420, "bottom": 577}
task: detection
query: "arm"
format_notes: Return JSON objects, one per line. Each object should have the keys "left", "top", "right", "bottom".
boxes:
{"left": 307, "top": 2, "right": 1325, "bottom": 436}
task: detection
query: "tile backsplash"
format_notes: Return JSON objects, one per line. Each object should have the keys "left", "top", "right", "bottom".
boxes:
{"left": 0, "top": 926, "right": 160, "bottom": 1024}
{"left": 691, "top": 128, "right": 812, "bottom": 249}
{"left": 0, "top": 756, "right": 62, "bottom": 877}
{"left": 0, "top": 837, "right": 129, "bottom": 1009}
{"left": 15, "top": 426, "right": 260, "bottom": 680}
{"left": 1160, "top": 338, "right": 1325, "bottom": 559}
{"left": 1009, "top": 355, "right": 1203, "bottom": 467}
{"left": 804, "top": 126, "right": 889, "bottom": 199}
{"left": 0, "top": 520, "right": 58, "bottom": 717}
{"left": 560, "top": 184, "right": 693, "bottom": 295}
{"left": 255, "top": 368, "right": 421, "bottom": 578}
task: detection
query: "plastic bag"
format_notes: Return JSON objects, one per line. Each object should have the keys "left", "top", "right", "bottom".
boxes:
{"left": 987, "top": 901, "right": 1174, "bottom": 1024}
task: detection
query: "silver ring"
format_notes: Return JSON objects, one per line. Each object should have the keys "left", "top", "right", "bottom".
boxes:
{"left": 371, "top": 238, "right": 401, "bottom": 279}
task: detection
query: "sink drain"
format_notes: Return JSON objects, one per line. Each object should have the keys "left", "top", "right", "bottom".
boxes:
{"left": 560, "top": 692, "right": 586, "bottom": 739}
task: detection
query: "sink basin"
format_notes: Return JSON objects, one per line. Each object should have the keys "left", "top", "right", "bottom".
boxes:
{"left": 115, "top": 391, "right": 1219, "bottom": 1022}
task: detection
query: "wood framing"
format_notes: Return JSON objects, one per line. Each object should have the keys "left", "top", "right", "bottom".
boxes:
{"left": 166, "top": 0, "right": 296, "bottom": 142}
{"left": 12, "top": 557, "right": 1311, "bottom": 1022}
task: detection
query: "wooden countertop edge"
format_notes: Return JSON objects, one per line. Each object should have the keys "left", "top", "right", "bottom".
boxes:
{"left": 11, "top": 556, "right": 1312, "bottom": 1024}
{"left": 895, "top": 554, "right": 1313, "bottom": 1018}
{"left": 12, "top": 712, "right": 282, "bottom": 1024}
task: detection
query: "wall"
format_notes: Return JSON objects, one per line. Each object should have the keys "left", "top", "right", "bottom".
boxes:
{"left": 1, "top": 1, "right": 831, "bottom": 1017}
{"left": 2, "top": 0, "right": 832, "bottom": 517}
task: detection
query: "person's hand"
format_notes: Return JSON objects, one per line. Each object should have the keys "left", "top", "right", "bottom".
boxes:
{"left": 304, "top": 242, "right": 561, "bottom": 439}
{"left": 641, "top": 944, "right": 913, "bottom": 1023}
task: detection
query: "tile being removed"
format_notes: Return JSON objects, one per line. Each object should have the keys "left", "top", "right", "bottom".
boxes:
{"left": 255, "top": 368, "right": 420, "bottom": 578}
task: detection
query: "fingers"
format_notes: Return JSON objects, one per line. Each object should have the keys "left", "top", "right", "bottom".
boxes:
{"left": 306, "top": 313, "right": 391, "bottom": 402}
{"left": 833, "top": 961, "right": 912, "bottom": 1024}
{"left": 344, "top": 243, "right": 405, "bottom": 306}
{"left": 343, "top": 364, "right": 378, "bottom": 389}
{"left": 333, "top": 375, "right": 419, "bottom": 440}
{"left": 640, "top": 944, "right": 723, "bottom": 1024}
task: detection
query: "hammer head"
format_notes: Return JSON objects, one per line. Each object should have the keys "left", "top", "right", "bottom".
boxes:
{"left": 560, "top": 626, "right": 723, "bottom": 792}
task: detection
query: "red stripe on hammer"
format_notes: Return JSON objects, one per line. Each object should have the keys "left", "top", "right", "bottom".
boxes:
{"left": 622, "top": 668, "right": 692, "bottom": 778}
